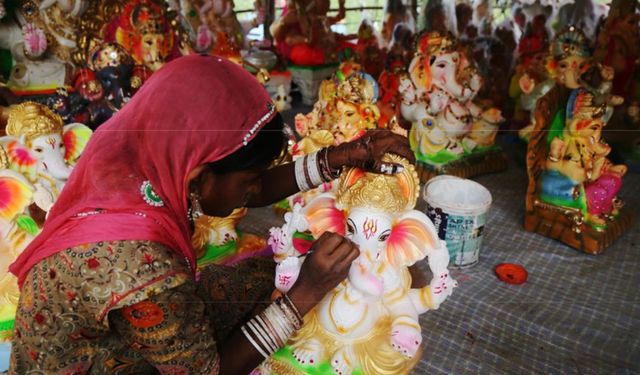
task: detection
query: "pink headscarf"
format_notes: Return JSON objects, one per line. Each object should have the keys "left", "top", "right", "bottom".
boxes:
{"left": 10, "top": 55, "right": 276, "bottom": 287}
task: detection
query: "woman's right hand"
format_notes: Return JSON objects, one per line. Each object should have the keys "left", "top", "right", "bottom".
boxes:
{"left": 287, "top": 232, "right": 359, "bottom": 316}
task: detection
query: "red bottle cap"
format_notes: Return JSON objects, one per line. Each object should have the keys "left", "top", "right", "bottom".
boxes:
{"left": 495, "top": 263, "right": 528, "bottom": 285}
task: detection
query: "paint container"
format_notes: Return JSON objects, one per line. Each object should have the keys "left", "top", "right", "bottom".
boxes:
{"left": 424, "top": 175, "right": 492, "bottom": 268}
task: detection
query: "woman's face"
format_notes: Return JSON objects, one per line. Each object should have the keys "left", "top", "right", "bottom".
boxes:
{"left": 195, "top": 166, "right": 265, "bottom": 217}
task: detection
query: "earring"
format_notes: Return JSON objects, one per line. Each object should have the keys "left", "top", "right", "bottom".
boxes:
{"left": 188, "top": 191, "right": 204, "bottom": 223}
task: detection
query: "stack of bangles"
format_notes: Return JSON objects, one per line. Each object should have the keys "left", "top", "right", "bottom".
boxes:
{"left": 294, "top": 147, "right": 340, "bottom": 192}
{"left": 241, "top": 294, "right": 303, "bottom": 358}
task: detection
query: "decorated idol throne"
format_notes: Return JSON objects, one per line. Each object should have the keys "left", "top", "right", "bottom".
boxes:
{"left": 524, "top": 79, "right": 633, "bottom": 254}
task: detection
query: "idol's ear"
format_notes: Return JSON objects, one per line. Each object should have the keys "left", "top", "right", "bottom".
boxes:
{"left": 386, "top": 210, "right": 439, "bottom": 268}
{"left": 62, "top": 123, "right": 93, "bottom": 166}
{"left": 0, "top": 137, "right": 37, "bottom": 182}
{"left": 303, "top": 193, "right": 346, "bottom": 238}
{"left": 408, "top": 56, "right": 432, "bottom": 91}
{"left": 0, "top": 169, "right": 35, "bottom": 223}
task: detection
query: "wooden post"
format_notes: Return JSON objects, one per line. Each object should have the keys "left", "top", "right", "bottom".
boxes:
{"left": 264, "top": 0, "right": 275, "bottom": 40}
{"left": 411, "top": 0, "right": 418, "bottom": 21}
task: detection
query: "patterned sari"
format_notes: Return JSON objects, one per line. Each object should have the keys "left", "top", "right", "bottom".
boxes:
{"left": 10, "top": 241, "right": 274, "bottom": 374}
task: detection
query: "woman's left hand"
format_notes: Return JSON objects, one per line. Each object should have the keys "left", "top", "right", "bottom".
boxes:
{"left": 328, "top": 129, "right": 416, "bottom": 174}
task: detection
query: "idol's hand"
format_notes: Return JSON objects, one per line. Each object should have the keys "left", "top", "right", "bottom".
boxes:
{"left": 328, "top": 129, "right": 415, "bottom": 175}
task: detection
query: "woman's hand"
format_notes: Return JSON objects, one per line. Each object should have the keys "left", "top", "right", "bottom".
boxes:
{"left": 328, "top": 129, "right": 416, "bottom": 175}
{"left": 287, "top": 232, "right": 359, "bottom": 315}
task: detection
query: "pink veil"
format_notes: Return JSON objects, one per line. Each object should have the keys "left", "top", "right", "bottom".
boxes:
{"left": 10, "top": 55, "right": 276, "bottom": 286}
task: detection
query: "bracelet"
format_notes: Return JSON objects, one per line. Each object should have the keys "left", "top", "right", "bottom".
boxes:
{"left": 255, "top": 315, "right": 280, "bottom": 352}
{"left": 307, "top": 152, "right": 324, "bottom": 187}
{"left": 241, "top": 325, "right": 270, "bottom": 358}
{"left": 277, "top": 296, "right": 302, "bottom": 329}
{"left": 248, "top": 318, "right": 277, "bottom": 354}
{"left": 241, "top": 298, "right": 303, "bottom": 358}
{"left": 323, "top": 146, "right": 340, "bottom": 180}
{"left": 294, "top": 156, "right": 311, "bottom": 191}
{"left": 302, "top": 155, "right": 314, "bottom": 190}
{"left": 317, "top": 148, "right": 333, "bottom": 182}
{"left": 283, "top": 293, "right": 303, "bottom": 323}
{"left": 264, "top": 306, "right": 290, "bottom": 346}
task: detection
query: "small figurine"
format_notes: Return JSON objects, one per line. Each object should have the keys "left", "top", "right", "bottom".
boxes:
{"left": 355, "top": 17, "right": 385, "bottom": 80}
{"left": 192, "top": 208, "right": 267, "bottom": 268}
{"left": 269, "top": 0, "right": 348, "bottom": 66}
{"left": 381, "top": 0, "right": 415, "bottom": 47}
{"left": 103, "top": 0, "right": 180, "bottom": 71}
{"left": 184, "top": 0, "right": 264, "bottom": 60}
{"left": 262, "top": 155, "right": 456, "bottom": 375}
{"left": 88, "top": 42, "right": 134, "bottom": 110}
{"left": 0, "top": 17, "right": 70, "bottom": 90}
{"left": 377, "top": 58, "right": 406, "bottom": 128}
{"left": 72, "top": 68, "right": 117, "bottom": 128}
{"left": 510, "top": 27, "right": 552, "bottom": 139}
{"left": 593, "top": 2, "right": 640, "bottom": 166}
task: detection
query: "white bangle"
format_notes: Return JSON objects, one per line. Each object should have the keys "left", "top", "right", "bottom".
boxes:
{"left": 278, "top": 297, "right": 303, "bottom": 329}
{"left": 242, "top": 325, "right": 270, "bottom": 359}
{"left": 255, "top": 314, "right": 281, "bottom": 352}
{"left": 265, "top": 304, "right": 293, "bottom": 345}
{"left": 294, "top": 156, "right": 311, "bottom": 191}
{"left": 263, "top": 307, "right": 286, "bottom": 347}
{"left": 306, "top": 151, "right": 324, "bottom": 187}
{"left": 248, "top": 319, "right": 277, "bottom": 355}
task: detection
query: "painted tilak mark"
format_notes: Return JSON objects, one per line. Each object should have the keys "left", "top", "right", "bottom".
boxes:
{"left": 363, "top": 218, "right": 378, "bottom": 240}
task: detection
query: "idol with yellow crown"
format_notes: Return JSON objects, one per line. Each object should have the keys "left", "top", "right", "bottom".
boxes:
{"left": 400, "top": 31, "right": 507, "bottom": 181}
{"left": 271, "top": 63, "right": 383, "bottom": 217}
{"left": 261, "top": 154, "right": 457, "bottom": 375}
{"left": 0, "top": 102, "right": 92, "bottom": 341}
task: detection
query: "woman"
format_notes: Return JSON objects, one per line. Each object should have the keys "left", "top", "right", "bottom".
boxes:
{"left": 8, "top": 55, "right": 414, "bottom": 374}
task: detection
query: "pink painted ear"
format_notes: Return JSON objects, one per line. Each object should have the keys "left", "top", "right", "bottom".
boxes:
{"left": 303, "top": 194, "right": 346, "bottom": 238}
{"left": 63, "top": 123, "right": 92, "bottom": 166}
{"left": 0, "top": 138, "right": 37, "bottom": 181}
{"left": 386, "top": 210, "right": 438, "bottom": 268}
{"left": 0, "top": 170, "right": 35, "bottom": 222}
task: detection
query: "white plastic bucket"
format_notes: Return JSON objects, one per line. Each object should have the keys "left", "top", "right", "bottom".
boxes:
{"left": 424, "top": 175, "right": 492, "bottom": 268}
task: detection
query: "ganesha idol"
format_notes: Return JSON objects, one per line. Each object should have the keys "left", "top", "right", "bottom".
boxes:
{"left": 261, "top": 155, "right": 457, "bottom": 375}
{"left": 269, "top": 0, "right": 348, "bottom": 66}
{"left": 0, "top": 0, "right": 89, "bottom": 91}
{"left": 181, "top": 0, "right": 264, "bottom": 61}
{"left": 400, "top": 31, "right": 506, "bottom": 181}
{"left": 104, "top": 0, "right": 182, "bottom": 72}
{"left": 540, "top": 88, "right": 627, "bottom": 229}
{"left": 192, "top": 208, "right": 267, "bottom": 269}
{"left": 1, "top": 102, "right": 92, "bottom": 211}
{"left": 520, "top": 27, "right": 597, "bottom": 141}
{"left": 276, "top": 67, "right": 381, "bottom": 213}
{"left": 0, "top": 101, "right": 91, "bottom": 341}
{"left": 524, "top": 27, "right": 633, "bottom": 253}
